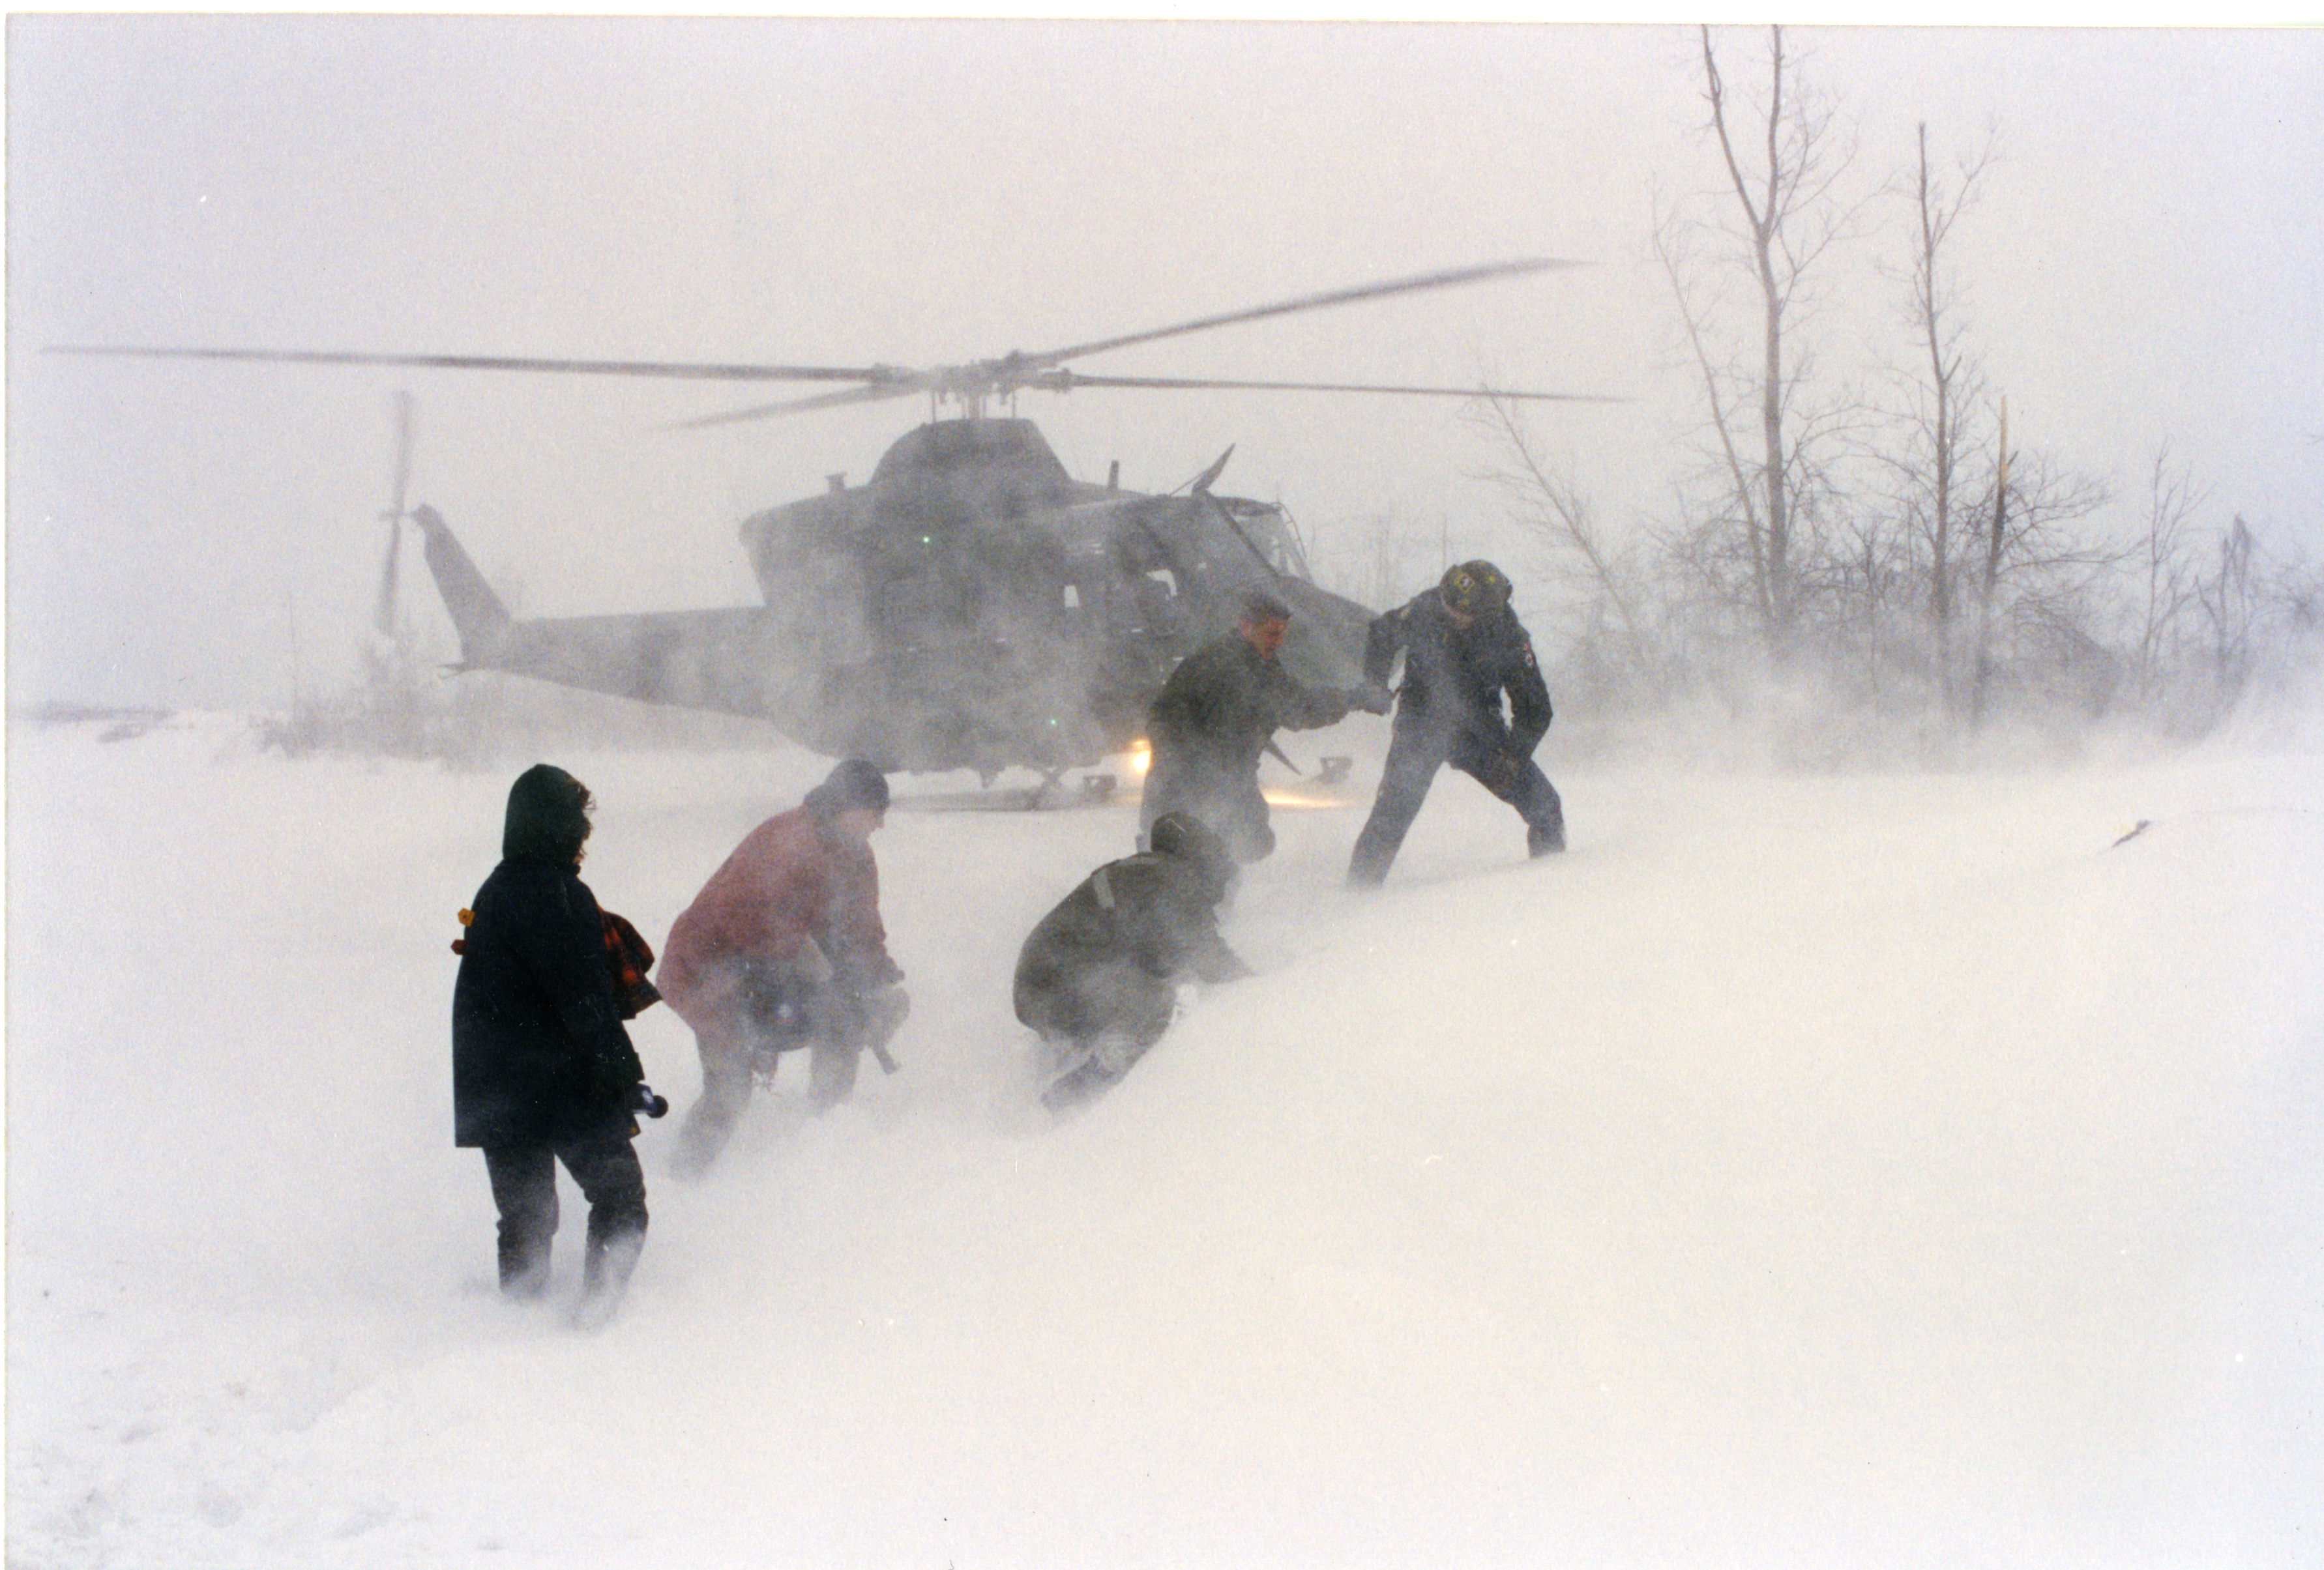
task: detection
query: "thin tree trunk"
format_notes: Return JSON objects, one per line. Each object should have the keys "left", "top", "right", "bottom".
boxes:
{"left": 1704, "top": 23, "right": 1794, "bottom": 647}
{"left": 1970, "top": 398, "right": 2008, "bottom": 723}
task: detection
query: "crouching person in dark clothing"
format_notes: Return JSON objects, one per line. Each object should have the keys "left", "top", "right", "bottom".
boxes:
{"left": 453, "top": 764, "right": 656, "bottom": 1329}
{"left": 1347, "top": 560, "right": 1565, "bottom": 887}
{"left": 1014, "top": 812, "right": 1253, "bottom": 1110}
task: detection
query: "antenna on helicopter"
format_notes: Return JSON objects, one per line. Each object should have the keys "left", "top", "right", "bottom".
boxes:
{"left": 1183, "top": 445, "right": 1235, "bottom": 497}
{"left": 372, "top": 390, "right": 414, "bottom": 636}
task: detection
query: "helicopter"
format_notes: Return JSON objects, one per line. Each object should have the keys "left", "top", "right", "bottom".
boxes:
{"left": 54, "top": 259, "right": 1613, "bottom": 787}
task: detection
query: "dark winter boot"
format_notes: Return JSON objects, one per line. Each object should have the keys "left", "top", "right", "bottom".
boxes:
{"left": 566, "top": 1122, "right": 649, "bottom": 1329}
{"left": 484, "top": 1146, "right": 559, "bottom": 1300}
{"left": 1040, "top": 1025, "right": 1156, "bottom": 1112}
{"left": 1041, "top": 1055, "right": 1125, "bottom": 1112}
{"left": 573, "top": 1223, "right": 645, "bottom": 1331}
{"left": 1512, "top": 772, "right": 1565, "bottom": 854}
{"left": 498, "top": 1230, "right": 553, "bottom": 1300}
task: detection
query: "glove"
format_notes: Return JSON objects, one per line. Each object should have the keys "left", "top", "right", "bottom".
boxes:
{"left": 1349, "top": 683, "right": 1395, "bottom": 716}
{"left": 858, "top": 983, "right": 910, "bottom": 1075}
{"left": 830, "top": 949, "right": 902, "bottom": 994}
{"left": 860, "top": 981, "right": 911, "bottom": 1038}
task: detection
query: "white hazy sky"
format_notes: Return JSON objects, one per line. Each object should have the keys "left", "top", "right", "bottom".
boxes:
{"left": 7, "top": 16, "right": 2320, "bottom": 710}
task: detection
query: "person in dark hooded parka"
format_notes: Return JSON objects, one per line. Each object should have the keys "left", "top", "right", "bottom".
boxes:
{"left": 1014, "top": 811, "right": 1252, "bottom": 1109}
{"left": 453, "top": 764, "right": 652, "bottom": 1326}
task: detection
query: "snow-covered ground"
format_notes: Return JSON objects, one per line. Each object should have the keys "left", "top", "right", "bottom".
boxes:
{"left": 7, "top": 709, "right": 2320, "bottom": 1568}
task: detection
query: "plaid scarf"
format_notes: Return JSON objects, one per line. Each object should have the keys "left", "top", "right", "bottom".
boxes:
{"left": 452, "top": 904, "right": 662, "bottom": 1020}
{"left": 601, "top": 910, "right": 663, "bottom": 1020}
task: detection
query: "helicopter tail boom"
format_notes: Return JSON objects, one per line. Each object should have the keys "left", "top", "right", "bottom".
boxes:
{"left": 409, "top": 503, "right": 817, "bottom": 727}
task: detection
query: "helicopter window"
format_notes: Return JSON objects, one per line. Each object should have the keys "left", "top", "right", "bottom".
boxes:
{"left": 1132, "top": 568, "right": 1184, "bottom": 639}
{"left": 1248, "top": 514, "right": 1315, "bottom": 580}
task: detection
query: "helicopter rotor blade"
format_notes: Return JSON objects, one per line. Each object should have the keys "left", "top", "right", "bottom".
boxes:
{"left": 372, "top": 389, "right": 415, "bottom": 637}
{"left": 1033, "top": 370, "right": 1625, "bottom": 403}
{"left": 51, "top": 257, "right": 1615, "bottom": 427}
{"left": 1017, "top": 257, "right": 1588, "bottom": 372}
{"left": 47, "top": 344, "right": 892, "bottom": 385}
{"left": 664, "top": 377, "right": 931, "bottom": 431}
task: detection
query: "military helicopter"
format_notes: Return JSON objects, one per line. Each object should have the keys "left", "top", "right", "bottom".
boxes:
{"left": 55, "top": 259, "right": 1611, "bottom": 787}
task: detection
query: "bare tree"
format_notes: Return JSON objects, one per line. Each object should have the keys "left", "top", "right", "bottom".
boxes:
{"left": 1816, "top": 501, "right": 1915, "bottom": 700}
{"left": 1659, "top": 24, "right": 1868, "bottom": 652}
{"left": 2196, "top": 515, "right": 2259, "bottom": 702}
{"left": 1864, "top": 120, "right": 2000, "bottom": 710}
{"left": 2128, "top": 443, "right": 2213, "bottom": 699}
{"left": 1470, "top": 394, "right": 1653, "bottom": 673}
{"left": 1966, "top": 401, "right": 2114, "bottom": 722}
{"left": 1306, "top": 508, "right": 1427, "bottom": 612}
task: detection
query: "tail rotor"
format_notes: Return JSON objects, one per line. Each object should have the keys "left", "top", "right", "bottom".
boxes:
{"left": 372, "top": 389, "right": 415, "bottom": 635}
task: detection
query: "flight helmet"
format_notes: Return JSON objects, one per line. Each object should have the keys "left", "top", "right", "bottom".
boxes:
{"left": 1439, "top": 560, "right": 1513, "bottom": 619}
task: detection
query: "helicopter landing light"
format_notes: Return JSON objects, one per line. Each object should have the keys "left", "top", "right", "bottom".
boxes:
{"left": 1260, "top": 789, "right": 1350, "bottom": 811}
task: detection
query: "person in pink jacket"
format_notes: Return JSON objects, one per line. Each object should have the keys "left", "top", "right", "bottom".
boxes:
{"left": 660, "top": 760, "right": 907, "bottom": 1177}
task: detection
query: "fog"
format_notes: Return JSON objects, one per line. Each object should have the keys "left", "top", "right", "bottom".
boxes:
{"left": 8, "top": 18, "right": 2320, "bottom": 712}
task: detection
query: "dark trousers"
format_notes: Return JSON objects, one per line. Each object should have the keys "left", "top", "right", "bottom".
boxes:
{"left": 1347, "top": 725, "right": 1565, "bottom": 886}
{"left": 671, "top": 994, "right": 870, "bottom": 1179}
{"left": 1020, "top": 961, "right": 1178, "bottom": 1110}
{"left": 482, "top": 1118, "right": 648, "bottom": 1298}
{"left": 1140, "top": 757, "right": 1274, "bottom": 863}
{"left": 1020, "top": 961, "right": 1177, "bottom": 1054}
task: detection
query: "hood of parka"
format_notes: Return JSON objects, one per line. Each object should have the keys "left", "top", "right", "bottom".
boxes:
{"left": 501, "top": 763, "right": 593, "bottom": 873}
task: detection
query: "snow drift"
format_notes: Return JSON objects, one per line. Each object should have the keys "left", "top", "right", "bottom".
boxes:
{"left": 7, "top": 712, "right": 2319, "bottom": 1567}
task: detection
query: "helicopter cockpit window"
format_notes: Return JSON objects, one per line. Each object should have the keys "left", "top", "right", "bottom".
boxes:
{"left": 1218, "top": 501, "right": 1314, "bottom": 581}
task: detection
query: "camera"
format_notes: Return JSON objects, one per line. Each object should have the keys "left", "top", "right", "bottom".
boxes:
{"left": 630, "top": 1083, "right": 670, "bottom": 1119}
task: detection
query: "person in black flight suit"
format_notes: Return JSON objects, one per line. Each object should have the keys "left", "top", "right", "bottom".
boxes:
{"left": 452, "top": 764, "right": 665, "bottom": 1328}
{"left": 1139, "top": 590, "right": 1357, "bottom": 864}
{"left": 1346, "top": 560, "right": 1565, "bottom": 887}
{"left": 1014, "top": 811, "right": 1253, "bottom": 1109}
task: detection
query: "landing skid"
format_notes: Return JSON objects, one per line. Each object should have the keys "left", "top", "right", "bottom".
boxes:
{"left": 1028, "top": 770, "right": 1119, "bottom": 809}
{"left": 890, "top": 771, "right": 1123, "bottom": 814}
